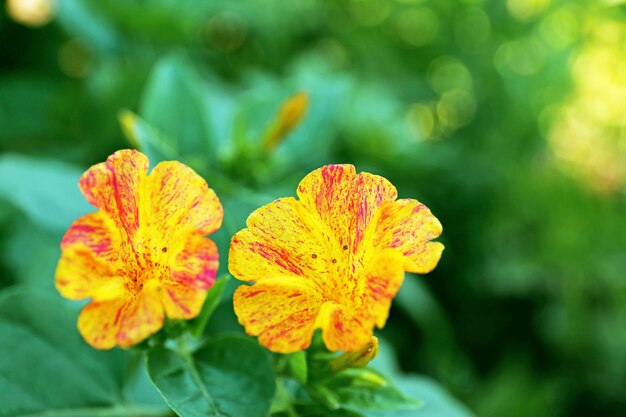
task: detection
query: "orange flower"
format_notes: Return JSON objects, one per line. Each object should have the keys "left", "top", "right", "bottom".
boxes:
{"left": 56, "top": 150, "right": 223, "bottom": 349}
{"left": 229, "top": 164, "right": 443, "bottom": 353}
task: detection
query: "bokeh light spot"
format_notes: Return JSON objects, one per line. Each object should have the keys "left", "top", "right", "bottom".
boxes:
{"left": 406, "top": 103, "right": 436, "bottom": 140}
{"left": 548, "top": 12, "right": 626, "bottom": 193}
{"left": 6, "top": 0, "right": 55, "bottom": 27}
{"left": 427, "top": 56, "right": 473, "bottom": 95}
{"left": 507, "top": 0, "right": 551, "bottom": 22}
{"left": 455, "top": 8, "right": 491, "bottom": 51}
{"left": 437, "top": 90, "right": 476, "bottom": 129}
{"left": 58, "top": 39, "right": 93, "bottom": 79}
{"left": 205, "top": 12, "right": 247, "bottom": 53}
{"left": 395, "top": 7, "right": 439, "bottom": 46}
{"left": 349, "top": 0, "right": 390, "bottom": 26}
{"left": 494, "top": 38, "right": 546, "bottom": 76}
{"left": 539, "top": 6, "right": 579, "bottom": 50}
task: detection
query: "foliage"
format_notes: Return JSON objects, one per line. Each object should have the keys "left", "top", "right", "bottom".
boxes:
{"left": 1, "top": 0, "right": 626, "bottom": 416}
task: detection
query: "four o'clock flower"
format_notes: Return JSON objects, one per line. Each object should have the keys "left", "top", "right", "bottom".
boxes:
{"left": 55, "top": 150, "right": 223, "bottom": 349}
{"left": 229, "top": 164, "right": 443, "bottom": 353}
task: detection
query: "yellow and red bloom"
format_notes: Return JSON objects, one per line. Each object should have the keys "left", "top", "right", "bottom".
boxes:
{"left": 56, "top": 150, "right": 223, "bottom": 349}
{"left": 229, "top": 164, "right": 443, "bottom": 353}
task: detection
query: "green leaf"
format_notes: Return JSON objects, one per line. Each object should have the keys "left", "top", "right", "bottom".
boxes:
{"left": 364, "top": 376, "right": 474, "bottom": 417}
{"left": 0, "top": 289, "right": 167, "bottom": 417}
{"left": 119, "top": 110, "right": 178, "bottom": 165}
{"left": 274, "top": 404, "right": 365, "bottom": 417}
{"left": 191, "top": 275, "right": 231, "bottom": 337}
{"left": 1, "top": 218, "right": 60, "bottom": 289}
{"left": 287, "top": 351, "right": 308, "bottom": 385}
{"left": 147, "top": 336, "right": 275, "bottom": 417}
{"left": 315, "top": 368, "right": 420, "bottom": 413}
{"left": 368, "top": 341, "right": 474, "bottom": 417}
{"left": 0, "top": 154, "right": 92, "bottom": 233}
{"left": 140, "top": 54, "right": 211, "bottom": 159}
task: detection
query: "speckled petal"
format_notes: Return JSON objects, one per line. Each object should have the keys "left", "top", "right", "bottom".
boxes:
{"left": 79, "top": 150, "right": 148, "bottom": 237}
{"left": 361, "top": 250, "right": 406, "bottom": 328}
{"left": 229, "top": 197, "right": 334, "bottom": 285}
{"left": 147, "top": 161, "right": 223, "bottom": 242}
{"left": 297, "top": 164, "right": 398, "bottom": 252}
{"left": 56, "top": 212, "right": 124, "bottom": 301}
{"left": 316, "top": 302, "right": 372, "bottom": 352}
{"left": 234, "top": 279, "right": 323, "bottom": 353}
{"left": 60, "top": 212, "right": 120, "bottom": 261}
{"left": 115, "top": 286, "right": 165, "bottom": 348}
{"left": 56, "top": 249, "right": 124, "bottom": 301}
{"left": 161, "top": 235, "right": 219, "bottom": 319}
{"left": 77, "top": 298, "right": 127, "bottom": 349}
{"left": 77, "top": 287, "right": 164, "bottom": 349}
{"left": 372, "top": 199, "right": 444, "bottom": 274}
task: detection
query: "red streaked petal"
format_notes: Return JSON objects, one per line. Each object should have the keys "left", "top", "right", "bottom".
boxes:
{"left": 161, "top": 235, "right": 219, "bottom": 319}
{"left": 234, "top": 279, "right": 323, "bottom": 353}
{"left": 78, "top": 149, "right": 148, "bottom": 237}
{"left": 297, "top": 164, "right": 397, "bottom": 252}
{"left": 372, "top": 199, "right": 444, "bottom": 274}
{"left": 316, "top": 302, "right": 372, "bottom": 352}
{"left": 228, "top": 197, "right": 329, "bottom": 283}
{"left": 78, "top": 287, "right": 164, "bottom": 349}
{"left": 361, "top": 250, "right": 406, "bottom": 328}
{"left": 147, "top": 161, "right": 223, "bottom": 239}
{"left": 60, "top": 212, "right": 119, "bottom": 262}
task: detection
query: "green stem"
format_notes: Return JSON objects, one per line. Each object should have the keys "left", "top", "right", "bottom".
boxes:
{"left": 176, "top": 338, "right": 220, "bottom": 416}
{"left": 13, "top": 404, "right": 171, "bottom": 417}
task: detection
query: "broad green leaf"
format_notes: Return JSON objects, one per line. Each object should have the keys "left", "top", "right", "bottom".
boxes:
{"left": 0, "top": 154, "right": 92, "bottom": 233}
{"left": 119, "top": 109, "right": 178, "bottom": 165}
{"left": 147, "top": 336, "right": 275, "bottom": 417}
{"left": 1, "top": 218, "right": 60, "bottom": 289}
{"left": 364, "top": 376, "right": 474, "bottom": 417}
{"left": 287, "top": 351, "right": 308, "bottom": 385}
{"left": 314, "top": 368, "right": 420, "bottom": 413}
{"left": 0, "top": 289, "right": 167, "bottom": 417}
{"left": 140, "top": 54, "right": 211, "bottom": 160}
{"left": 191, "top": 275, "right": 231, "bottom": 337}
{"left": 369, "top": 340, "right": 475, "bottom": 417}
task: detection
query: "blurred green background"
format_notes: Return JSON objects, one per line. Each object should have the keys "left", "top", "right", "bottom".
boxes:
{"left": 1, "top": 0, "right": 626, "bottom": 416}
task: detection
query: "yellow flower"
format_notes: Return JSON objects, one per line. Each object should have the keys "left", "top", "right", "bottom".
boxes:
{"left": 229, "top": 164, "right": 443, "bottom": 353}
{"left": 55, "top": 150, "right": 223, "bottom": 349}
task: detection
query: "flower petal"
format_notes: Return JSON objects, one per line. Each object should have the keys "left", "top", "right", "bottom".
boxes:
{"left": 372, "top": 199, "right": 444, "bottom": 273}
{"left": 234, "top": 279, "right": 323, "bottom": 353}
{"left": 297, "top": 164, "right": 397, "bottom": 252}
{"left": 361, "top": 250, "right": 406, "bottom": 328}
{"left": 56, "top": 250, "right": 124, "bottom": 301}
{"left": 317, "top": 251, "right": 404, "bottom": 352}
{"left": 316, "top": 302, "right": 372, "bottom": 352}
{"left": 161, "top": 235, "right": 219, "bottom": 319}
{"left": 147, "top": 161, "right": 223, "bottom": 241}
{"left": 77, "top": 298, "right": 127, "bottom": 349}
{"left": 78, "top": 287, "right": 164, "bottom": 349}
{"left": 60, "top": 212, "right": 120, "bottom": 261}
{"left": 79, "top": 150, "right": 149, "bottom": 238}
{"left": 229, "top": 197, "right": 331, "bottom": 282}
{"left": 56, "top": 213, "right": 124, "bottom": 301}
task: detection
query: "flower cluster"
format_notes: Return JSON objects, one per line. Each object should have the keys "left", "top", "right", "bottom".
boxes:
{"left": 57, "top": 153, "right": 442, "bottom": 353}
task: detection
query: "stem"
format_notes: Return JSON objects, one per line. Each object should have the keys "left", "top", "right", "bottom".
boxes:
{"left": 13, "top": 404, "right": 171, "bottom": 417}
{"left": 175, "top": 337, "right": 220, "bottom": 416}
